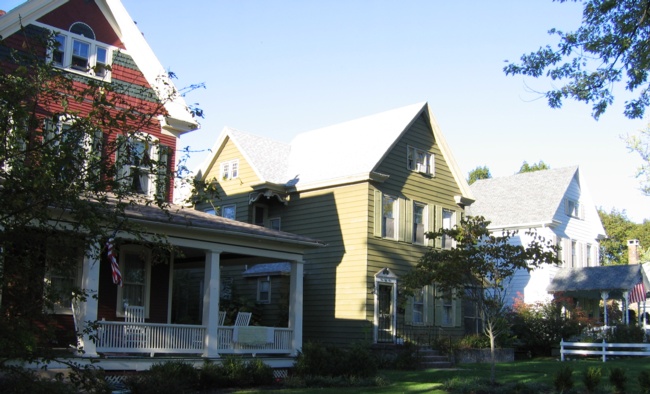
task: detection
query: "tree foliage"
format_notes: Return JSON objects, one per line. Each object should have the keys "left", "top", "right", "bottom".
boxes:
{"left": 504, "top": 0, "right": 650, "bottom": 120}
{"left": 598, "top": 208, "right": 650, "bottom": 264}
{"left": 401, "top": 216, "right": 561, "bottom": 382}
{"left": 467, "top": 165, "right": 492, "bottom": 185}
{"left": 518, "top": 160, "right": 550, "bottom": 174}
{"left": 0, "top": 27, "right": 203, "bottom": 363}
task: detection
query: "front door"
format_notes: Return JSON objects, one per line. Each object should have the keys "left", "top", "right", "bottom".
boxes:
{"left": 377, "top": 283, "right": 394, "bottom": 343}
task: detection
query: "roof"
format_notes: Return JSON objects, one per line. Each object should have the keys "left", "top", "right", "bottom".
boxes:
{"left": 547, "top": 265, "right": 644, "bottom": 298}
{"left": 0, "top": 0, "right": 198, "bottom": 134}
{"left": 467, "top": 166, "right": 579, "bottom": 228}
{"left": 122, "top": 199, "right": 324, "bottom": 248}
{"left": 200, "top": 102, "right": 474, "bottom": 200}
{"left": 243, "top": 262, "right": 291, "bottom": 277}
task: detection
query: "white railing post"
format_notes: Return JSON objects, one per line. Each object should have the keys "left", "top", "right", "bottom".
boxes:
{"left": 560, "top": 339, "right": 565, "bottom": 361}
{"left": 203, "top": 250, "right": 221, "bottom": 358}
{"left": 602, "top": 340, "right": 606, "bottom": 362}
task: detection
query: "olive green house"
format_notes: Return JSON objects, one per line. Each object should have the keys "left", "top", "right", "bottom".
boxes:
{"left": 195, "top": 102, "right": 475, "bottom": 345}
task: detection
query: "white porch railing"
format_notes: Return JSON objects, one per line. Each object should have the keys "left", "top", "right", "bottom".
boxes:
{"left": 94, "top": 321, "right": 293, "bottom": 356}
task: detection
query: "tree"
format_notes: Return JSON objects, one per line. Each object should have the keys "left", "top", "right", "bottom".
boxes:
{"left": 518, "top": 160, "right": 550, "bottom": 173}
{"left": 504, "top": 0, "right": 650, "bottom": 120}
{"left": 0, "top": 28, "right": 204, "bottom": 364}
{"left": 401, "top": 216, "right": 560, "bottom": 383}
{"left": 467, "top": 165, "right": 492, "bottom": 184}
{"left": 598, "top": 208, "right": 650, "bottom": 264}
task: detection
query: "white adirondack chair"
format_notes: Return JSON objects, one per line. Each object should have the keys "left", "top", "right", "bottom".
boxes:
{"left": 124, "top": 305, "right": 146, "bottom": 349}
{"left": 218, "top": 310, "right": 226, "bottom": 326}
{"left": 234, "top": 311, "right": 252, "bottom": 326}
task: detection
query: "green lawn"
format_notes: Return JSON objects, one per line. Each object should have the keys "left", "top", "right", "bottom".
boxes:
{"left": 232, "top": 358, "right": 650, "bottom": 393}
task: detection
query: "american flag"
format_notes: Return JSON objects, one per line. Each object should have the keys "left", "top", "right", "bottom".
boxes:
{"left": 107, "top": 238, "right": 122, "bottom": 287}
{"left": 629, "top": 281, "right": 646, "bottom": 305}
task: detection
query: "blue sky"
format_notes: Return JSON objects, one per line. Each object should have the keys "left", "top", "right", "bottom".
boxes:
{"left": 5, "top": 0, "right": 650, "bottom": 222}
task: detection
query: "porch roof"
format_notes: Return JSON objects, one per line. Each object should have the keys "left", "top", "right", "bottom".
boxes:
{"left": 546, "top": 265, "right": 644, "bottom": 299}
{"left": 120, "top": 197, "right": 325, "bottom": 248}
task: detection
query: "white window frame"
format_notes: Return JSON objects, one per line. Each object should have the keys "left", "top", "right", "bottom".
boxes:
{"left": 407, "top": 146, "right": 435, "bottom": 175}
{"left": 413, "top": 202, "right": 428, "bottom": 245}
{"left": 44, "top": 252, "right": 83, "bottom": 315}
{"left": 44, "top": 115, "right": 101, "bottom": 179}
{"left": 38, "top": 21, "right": 113, "bottom": 81}
{"left": 220, "top": 159, "right": 239, "bottom": 180}
{"left": 257, "top": 277, "right": 271, "bottom": 304}
{"left": 117, "top": 133, "right": 167, "bottom": 199}
{"left": 587, "top": 243, "right": 593, "bottom": 266}
{"left": 441, "top": 209, "right": 455, "bottom": 249}
{"left": 116, "top": 245, "right": 152, "bottom": 318}
{"left": 382, "top": 194, "right": 398, "bottom": 239}
{"left": 565, "top": 198, "right": 583, "bottom": 219}
{"left": 441, "top": 291, "right": 455, "bottom": 327}
{"left": 221, "top": 204, "right": 236, "bottom": 220}
{"left": 412, "top": 287, "right": 425, "bottom": 324}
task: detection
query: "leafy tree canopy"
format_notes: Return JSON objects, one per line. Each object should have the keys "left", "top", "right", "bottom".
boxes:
{"left": 598, "top": 208, "right": 650, "bottom": 264}
{"left": 504, "top": 0, "right": 650, "bottom": 120}
{"left": 467, "top": 165, "right": 492, "bottom": 185}
{"left": 518, "top": 160, "right": 550, "bottom": 173}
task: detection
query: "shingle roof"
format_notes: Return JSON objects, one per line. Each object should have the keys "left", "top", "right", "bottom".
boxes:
{"left": 547, "top": 265, "right": 643, "bottom": 293}
{"left": 467, "top": 166, "right": 579, "bottom": 227}
{"left": 227, "top": 128, "right": 290, "bottom": 184}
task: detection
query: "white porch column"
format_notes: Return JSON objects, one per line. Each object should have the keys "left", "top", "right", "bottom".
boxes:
{"left": 78, "top": 241, "right": 100, "bottom": 358}
{"left": 623, "top": 291, "right": 629, "bottom": 325}
{"left": 202, "top": 250, "right": 221, "bottom": 358}
{"left": 601, "top": 291, "right": 609, "bottom": 327}
{"left": 288, "top": 259, "right": 304, "bottom": 356}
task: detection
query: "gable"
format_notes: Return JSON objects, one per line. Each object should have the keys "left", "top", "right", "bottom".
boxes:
{"left": 36, "top": 0, "right": 124, "bottom": 48}
{"left": 204, "top": 136, "right": 260, "bottom": 195}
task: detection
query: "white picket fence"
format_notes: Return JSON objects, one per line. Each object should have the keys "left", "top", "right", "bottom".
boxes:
{"left": 560, "top": 339, "right": 650, "bottom": 362}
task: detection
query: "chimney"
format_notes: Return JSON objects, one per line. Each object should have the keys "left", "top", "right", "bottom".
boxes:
{"left": 628, "top": 239, "right": 640, "bottom": 265}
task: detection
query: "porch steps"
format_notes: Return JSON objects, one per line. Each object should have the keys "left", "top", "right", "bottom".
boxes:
{"left": 418, "top": 347, "right": 452, "bottom": 369}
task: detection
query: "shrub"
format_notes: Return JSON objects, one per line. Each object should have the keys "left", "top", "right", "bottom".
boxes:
{"left": 456, "top": 334, "right": 491, "bottom": 349}
{"left": 639, "top": 370, "right": 650, "bottom": 394}
{"left": 583, "top": 367, "right": 601, "bottom": 394}
{"left": 606, "top": 324, "right": 645, "bottom": 343}
{"left": 609, "top": 367, "right": 627, "bottom": 394}
{"left": 294, "top": 341, "right": 378, "bottom": 378}
{"left": 0, "top": 367, "right": 76, "bottom": 394}
{"left": 393, "top": 342, "right": 420, "bottom": 370}
{"left": 443, "top": 376, "right": 550, "bottom": 394}
{"left": 553, "top": 365, "right": 574, "bottom": 393}
{"left": 199, "top": 356, "right": 273, "bottom": 389}
{"left": 125, "top": 361, "right": 199, "bottom": 394}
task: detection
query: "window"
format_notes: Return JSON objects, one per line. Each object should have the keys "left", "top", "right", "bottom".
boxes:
{"left": 413, "top": 202, "right": 427, "bottom": 245}
{"left": 221, "top": 204, "right": 236, "bottom": 220}
{"left": 117, "top": 134, "right": 169, "bottom": 199}
{"left": 257, "top": 277, "right": 271, "bottom": 303}
{"left": 441, "top": 209, "right": 454, "bottom": 249}
{"left": 269, "top": 217, "right": 281, "bottom": 231}
{"left": 587, "top": 244, "right": 592, "bottom": 266}
{"left": 253, "top": 205, "right": 267, "bottom": 227}
{"left": 412, "top": 287, "right": 425, "bottom": 324}
{"left": 571, "top": 240, "right": 577, "bottom": 268}
{"left": 442, "top": 292, "right": 454, "bottom": 326}
{"left": 203, "top": 208, "right": 216, "bottom": 215}
{"left": 407, "top": 146, "right": 434, "bottom": 175}
{"left": 220, "top": 159, "right": 239, "bottom": 180}
{"left": 382, "top": 195, "right": 398, "bottom": 239}
{"left": 44, "top": 241, "right": 83, "bottom": 314}
{"left": 565, "top": 198, "right": 583, "bottom": 219}
{"left": 45, "top": 21, "right": 112, "bottom": 79}
{"left": 117, "top": 245, "right": 151, "bottom": 317}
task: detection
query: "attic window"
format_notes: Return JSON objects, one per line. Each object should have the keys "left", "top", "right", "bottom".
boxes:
{"left": 407, "top": 146, "right": 434, "bottom": 175}
{"left": 565, "top": 198, "right": 583, "bottom": 219}
{"left": 70, "top": 22, "right": 95, "bottom": 39}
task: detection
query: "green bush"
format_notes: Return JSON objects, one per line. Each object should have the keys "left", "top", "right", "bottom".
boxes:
{"left": 456, "top": 334, "right": 491, "bottom": 349}
{"left": 125, "top": 361, "right": 199, "bottom": 394}
{"left": 0, "top": 367, "right": 76, "bottom": 394}
{"left": 443, "top": 376, "right": 551, "bottom": 394}
{"left": 393, "top": 342, "right": 420, "bottom": 370}
{"left": 606, "top": 324, "right": 645, "bottom": 343}
{"left": 294, "top": 341, "right": 378, "bottom": 379}
{"left": 609, "top": 367, "right": 627, "bottom": 394}
{"left": 583, "top": 366, "right": 601, "bottom": 394}
{"left": 639, "top": 370, "right": 650, "bottom": 394}
{"left": 553, "top": 365, "right": 574, "bottom": 393}
{"left": 199, "top": 356, "right": 273, "bottom": 389}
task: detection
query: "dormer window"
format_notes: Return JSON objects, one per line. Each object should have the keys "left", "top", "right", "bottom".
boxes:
{"left": 42, "top": 21, "right": 113, "bottom": 80}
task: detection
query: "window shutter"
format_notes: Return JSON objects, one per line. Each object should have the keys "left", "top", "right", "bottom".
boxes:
{"left": 454, "top": 297, "right": 461, "bottom": 327}
{"left": 434, "top": 205, "right": 442, "bottom": 249}
{"left": 399, "top": 198, "right": 410, "bottom": 242}
{"left": 156, "top": 145, "right": 170, "bottom": 200}
{"left": 373, "top": 189, "right": 382, "bottom": 237}
{"left": 434, "top": 286, "right": 443, "bottom": 326}
{"left": 427, "top": 204, "right": 435, "bottom": 247}
{"left": 425, "top": 285, "right": 435, "bottom": 325}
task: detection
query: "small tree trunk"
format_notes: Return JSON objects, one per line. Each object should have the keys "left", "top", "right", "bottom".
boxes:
{"left": 489, "top": 330, "right": 496, "bottom": 384}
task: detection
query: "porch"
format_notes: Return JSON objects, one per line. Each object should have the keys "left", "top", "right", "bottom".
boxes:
{"left": 94, "top": 321, "right": 294, "bottom": 356}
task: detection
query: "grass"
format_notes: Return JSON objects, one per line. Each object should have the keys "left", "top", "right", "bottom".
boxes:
{"left": 229, "top": 357, "right": 650, "bottom": 393}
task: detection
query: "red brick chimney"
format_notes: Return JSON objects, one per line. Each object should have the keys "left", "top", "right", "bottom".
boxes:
{"left": 628, "top": 239, "right": 640, "bottom": 265}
